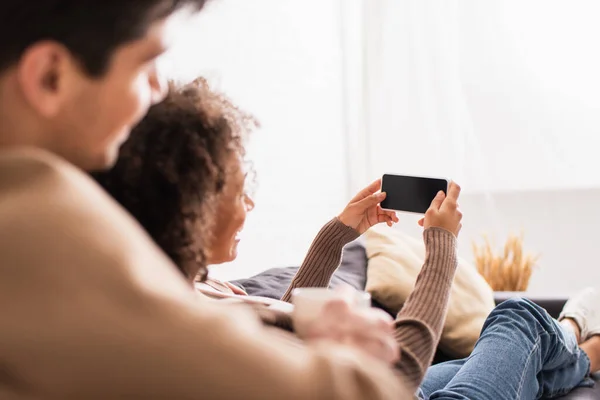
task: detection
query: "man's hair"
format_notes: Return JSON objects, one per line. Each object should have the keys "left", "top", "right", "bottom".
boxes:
{"left": 92, "top": 78, "right": 257, "bottom": 280}
{"left": 0, "top": 1, "right": 208, "bottom": 76}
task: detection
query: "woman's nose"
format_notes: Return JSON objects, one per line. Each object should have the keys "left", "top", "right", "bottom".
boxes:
{"left": 244, "top": 194, "right": 255, "bottom": 212}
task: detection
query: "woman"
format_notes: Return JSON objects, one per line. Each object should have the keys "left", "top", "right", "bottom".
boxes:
{"left": 92, "top": 78, "right": 403, "bottom": 306}
{"left": 93, "top": 78, "right": 599, "bottom": 399}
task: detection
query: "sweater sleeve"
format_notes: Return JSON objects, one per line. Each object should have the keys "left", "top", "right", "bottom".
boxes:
{"left": 281, "top": 218, "right": 359, "bottom": 303}
{"left": 393, "top": 227, "right": 458, "bottom": 392}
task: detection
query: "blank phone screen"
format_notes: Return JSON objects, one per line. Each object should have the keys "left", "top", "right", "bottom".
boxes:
{"left": 380, "top": 174, "right": 448, "bottom": 214}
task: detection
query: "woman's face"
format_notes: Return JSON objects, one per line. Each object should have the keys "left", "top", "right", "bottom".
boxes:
{"left": 207, "top": 156, "right": 255, "bottom": 265}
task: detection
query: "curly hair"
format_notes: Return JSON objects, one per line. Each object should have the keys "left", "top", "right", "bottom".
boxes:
{"left": 92, "top": 78, "right": 257, "bottom": 281}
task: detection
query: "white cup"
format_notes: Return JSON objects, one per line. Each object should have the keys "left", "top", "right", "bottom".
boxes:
{"left": 291, "top": 288, "right": 371, "bottom": 338}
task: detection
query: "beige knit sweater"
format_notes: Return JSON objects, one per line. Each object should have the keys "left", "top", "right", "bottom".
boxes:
{"left": 0, "top": 148, "right": 457, "bottom": 399}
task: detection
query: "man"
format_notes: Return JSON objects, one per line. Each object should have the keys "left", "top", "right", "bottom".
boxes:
{"left": 0, "top": 2, "right": 463, "bottom": 399}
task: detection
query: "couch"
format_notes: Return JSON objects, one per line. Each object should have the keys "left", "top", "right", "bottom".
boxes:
{"left": 232, "top": 242, "right": 599, "bottom": 399}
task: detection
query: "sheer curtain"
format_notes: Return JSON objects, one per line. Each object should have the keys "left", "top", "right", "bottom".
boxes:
{"left": 354, "top": 0, "right": 600, "bottom": 293}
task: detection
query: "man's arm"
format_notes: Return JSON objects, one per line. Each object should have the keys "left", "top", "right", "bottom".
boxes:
{"left": 0, "top": 150, "right": 411, "bottom": 399}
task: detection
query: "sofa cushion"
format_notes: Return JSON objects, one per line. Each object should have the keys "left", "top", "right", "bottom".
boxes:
{"left": 559, "top": 382, "right": 600, "bottom": 400}
{"left": 364, "top": 226, "right": 495, "bottom": 358}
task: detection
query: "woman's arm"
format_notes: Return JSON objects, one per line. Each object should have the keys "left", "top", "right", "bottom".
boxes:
{"left": 280, "top": 218, "right": 358, "bottom": 302}
{"left": 393, "top": 227, "right": 458, "bottom": 391}
{"left": 281, "top": 179, "right": 398, "bottom": 303}
{"left": 390, "top": 183, "right": 462, "bottom": 392}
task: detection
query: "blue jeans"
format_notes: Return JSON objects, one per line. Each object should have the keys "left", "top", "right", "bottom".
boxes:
{"left": 418, "top": 298, "right": 593, "bottom": 400}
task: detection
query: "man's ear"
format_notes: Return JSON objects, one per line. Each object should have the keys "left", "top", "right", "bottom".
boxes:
{"left": 16, "top": 41, "right": 75, "bottom": 118}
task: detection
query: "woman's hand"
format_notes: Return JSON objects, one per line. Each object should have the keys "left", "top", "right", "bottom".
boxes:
{"left": 418, "top": 181, "right": 462, "bottom": 236}
{"left": 338, "top": 179, "right": 399, "bottom": 234}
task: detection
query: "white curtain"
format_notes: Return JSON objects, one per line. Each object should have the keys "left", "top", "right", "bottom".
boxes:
{"left": 354, "top": 0, "right": 600, "bottom": 293}
{"left": 359, "top": 0, "right": 600, "bottom": 193}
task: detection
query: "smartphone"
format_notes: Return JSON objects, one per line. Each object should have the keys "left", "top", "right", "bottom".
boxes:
{"left": 380, "top": 174, "right": 449, "bottom": 214}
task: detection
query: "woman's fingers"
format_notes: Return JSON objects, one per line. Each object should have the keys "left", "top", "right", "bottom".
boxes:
{"left": 386, "top": 210, "right": 399, "bottom": 223}
{"left": 350, "top": 179, "right": 382, "bottom": 203}
{"left": 423, "top": 181, "right": 463, "bottom": 236}
{"left": 376, "top": 213, "right": 396, "bottom": 228}
{"left": 376, "top": 207, "right": 397, "bottom": 223}
{"left": 354, "top": 191, "right": 386, "bottom": 211}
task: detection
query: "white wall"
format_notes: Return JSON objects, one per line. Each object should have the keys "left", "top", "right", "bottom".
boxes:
{"left": 161, "top": 0, "right": 350, "bottom": 280}
{"left": 395, "top": 189, "right": 600, "bottom": 296}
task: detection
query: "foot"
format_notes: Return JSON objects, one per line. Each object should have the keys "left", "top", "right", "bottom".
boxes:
{"left": 559, "top": 287, "right": 600, "bottom": 342}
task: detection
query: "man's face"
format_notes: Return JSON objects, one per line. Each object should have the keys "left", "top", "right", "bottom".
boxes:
{"left": 6, "top": 15, "right": 180, "bottom": 171}
{"left": 58, "top": 18, "right": 177, "bottom": 170}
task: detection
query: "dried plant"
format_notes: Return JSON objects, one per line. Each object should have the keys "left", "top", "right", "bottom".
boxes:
{"left": 472, "top": 233, "right": 539, "bottom": 292}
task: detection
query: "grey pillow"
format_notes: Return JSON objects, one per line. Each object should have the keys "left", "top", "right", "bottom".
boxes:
{"left": 231, "top": 239, "right": 368, "bottom": 300}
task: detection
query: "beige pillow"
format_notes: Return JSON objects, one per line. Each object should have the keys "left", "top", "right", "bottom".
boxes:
{"left": 365, "top": 226, "right": 495, "bottom": 358}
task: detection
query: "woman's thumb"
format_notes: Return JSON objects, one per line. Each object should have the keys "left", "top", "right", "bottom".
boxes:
{"left": 429, "top": 191, "right": 445, "bottom": 210}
